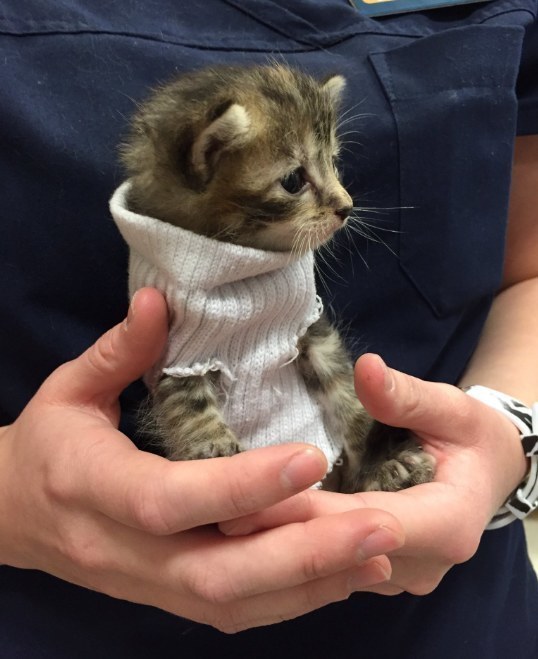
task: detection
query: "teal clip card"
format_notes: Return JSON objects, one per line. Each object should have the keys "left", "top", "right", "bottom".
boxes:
{"left": 351, "top": 0, "right": 492, "bottom": 17}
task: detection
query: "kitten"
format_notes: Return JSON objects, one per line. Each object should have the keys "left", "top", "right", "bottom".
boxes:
{"left": 117, "top": 64, "right": 435, "bottom": 492}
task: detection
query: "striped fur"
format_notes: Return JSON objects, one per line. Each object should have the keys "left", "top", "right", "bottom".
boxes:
{"left": 151, "top": 373, "right": 240, "bottom": 461}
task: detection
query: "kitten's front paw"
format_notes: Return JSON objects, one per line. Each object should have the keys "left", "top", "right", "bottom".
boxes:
{"left": 361, "top": 447, "right": 435, "bottom": 492}
{"left": 175, "top": 435, "right": 242, "bottom": 460}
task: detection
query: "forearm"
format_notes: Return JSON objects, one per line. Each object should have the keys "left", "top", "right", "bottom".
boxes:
{"left": 458, "top": 276, "right": 538, "bottom": 406}
{"left": 459, "top": 135, "right": 538, "bottom": 406}
{"left": 456, "top": 135, "right": 538, "bottom": 499}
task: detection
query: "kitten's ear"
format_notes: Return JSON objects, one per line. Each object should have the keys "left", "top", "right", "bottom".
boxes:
{"left": 191, "top": 102, "right": 252, "bottom": 184}
{"left": 322, "top": 75, "right": 346, "bottom": 108}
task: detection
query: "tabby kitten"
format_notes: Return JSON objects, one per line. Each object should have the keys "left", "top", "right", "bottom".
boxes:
{"left": 117, "top": 64, "right": 435, "bottom": 492}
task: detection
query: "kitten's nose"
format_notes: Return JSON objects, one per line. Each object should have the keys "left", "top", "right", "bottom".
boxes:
{"left": 335, "top": 206, "right": 352, "bottom": 222}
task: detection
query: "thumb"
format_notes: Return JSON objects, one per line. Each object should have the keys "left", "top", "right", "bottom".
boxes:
{"left": 44, "top": 288, "right": 168, "bottom": 412}
{"left": 354, "top": 353, "right": 467, "bottom": 440}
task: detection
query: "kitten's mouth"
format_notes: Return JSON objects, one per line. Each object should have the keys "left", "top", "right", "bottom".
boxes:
{"left": 327, "top": 214, "right": 348, "bottom": 236}
{"left": 308, "top": 217, "right": 346, "bottom": 250}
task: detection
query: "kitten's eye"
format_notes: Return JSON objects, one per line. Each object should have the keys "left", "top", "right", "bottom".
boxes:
{"left": 280, "top": 167, "right": 307, "bottom": 195}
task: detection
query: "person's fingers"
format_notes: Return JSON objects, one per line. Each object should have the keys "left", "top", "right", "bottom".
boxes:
{"left": 33, "top": 501, "right": 393, "bottom": 630}
{"left": 174, "top": 508, "right": 403, "bottom": 603}
{"left": 43, "top": 287, "right": 168, "bottom": 417}
{"left": 219, "top": 485, "right": 455, "bottom": 560}
{"left": 52, "top": 506, "right": 397, "bottom": 631}
{"left": 220, "top": 489, "right": 403, "bottom": 539}
{"left": 200, "top": 559, "right": 393, "bottom": 633}
{"left": 220, "top": 489, "right": 339, "bottom": 536}
{"left": 60, "top": 437, "right": 332, "bottom": 533}
{"left": 219, "top": 486, "right": 462, "bottom": 596}
{"left": 354, "top": 353, "right": 474, "bottom": 442}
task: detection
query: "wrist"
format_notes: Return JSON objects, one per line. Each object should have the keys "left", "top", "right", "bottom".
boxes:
{"left": 463, "top": 385, "right": 538, "bottom": 529}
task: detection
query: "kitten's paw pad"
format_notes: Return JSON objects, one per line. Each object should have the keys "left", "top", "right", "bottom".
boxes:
{"left": 363, "top": 449, "right": 435, "bottom": 492}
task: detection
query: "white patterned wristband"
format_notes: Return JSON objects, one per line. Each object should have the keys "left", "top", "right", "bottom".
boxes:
{"left": 463, "top": 385, "right": 538, "bottom": 530}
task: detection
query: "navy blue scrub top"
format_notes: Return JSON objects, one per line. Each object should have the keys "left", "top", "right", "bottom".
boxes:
{"left": 1, "top": 1, "right": 538, "bottom": 657}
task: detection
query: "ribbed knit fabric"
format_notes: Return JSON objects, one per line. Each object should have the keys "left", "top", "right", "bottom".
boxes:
{"left": 110, "top": 181, "right": 343, "bottom": 470}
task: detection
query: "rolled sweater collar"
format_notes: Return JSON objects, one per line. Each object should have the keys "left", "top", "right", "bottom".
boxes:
{"left": 110, "top": 181, "right": 313, "bottom": 289}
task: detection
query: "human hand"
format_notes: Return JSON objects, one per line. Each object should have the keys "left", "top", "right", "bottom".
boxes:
{"left": 221, "top": 353, "right": 528, "bottom": 596}
{"left": 0, "top": 294, "right": 404, "bottom": 632}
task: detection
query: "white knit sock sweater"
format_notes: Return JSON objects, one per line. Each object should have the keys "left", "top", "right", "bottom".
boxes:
{"left": 110, "top": 181, "right": 343, "bottom": 471}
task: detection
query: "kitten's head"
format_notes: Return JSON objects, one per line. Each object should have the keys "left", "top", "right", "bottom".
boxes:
{"left": 122, "top": 64, "right": 353, "bottom": 253}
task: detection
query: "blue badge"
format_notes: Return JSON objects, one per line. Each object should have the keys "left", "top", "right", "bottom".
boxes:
{"left": 351, "top": 0, "right": 492, "bottom": 17}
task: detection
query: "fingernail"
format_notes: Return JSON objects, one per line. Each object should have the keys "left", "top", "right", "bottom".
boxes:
{"left": 281, "top": 448, "right": 327, "bottom": 490}
{"left": 124, "top": 291, "right": 139, "bottom": 330}
{"left": 376, "top": 356, "right": 394, "bottom": 392}
{"left": 357, "top": 526, "right": 403, "bottom": 562}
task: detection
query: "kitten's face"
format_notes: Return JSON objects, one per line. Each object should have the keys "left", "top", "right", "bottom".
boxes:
{"left": 209, "top": 108, "right": 352, "bottom": 253}
{"left": 123, "top": 65, "right": 353, "bottom": 254}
